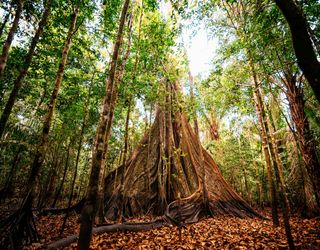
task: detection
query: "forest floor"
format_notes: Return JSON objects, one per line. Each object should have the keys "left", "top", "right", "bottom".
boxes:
{"left": 21, "top": 209, "right": 320, "bottom": 249}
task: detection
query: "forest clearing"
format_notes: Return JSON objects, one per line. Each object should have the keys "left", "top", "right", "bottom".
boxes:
{"left": 0, "top": 0, "right": 320, "bottom": 249}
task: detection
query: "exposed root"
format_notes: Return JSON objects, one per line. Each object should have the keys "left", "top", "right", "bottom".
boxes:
{"left": 40, "top": 198, "right": 85, "bottom": 215}
{"left": 45, "top": 217, "right": 167, "bottom": 249}
{"left": 104, "top": 108, "right": 262, "bottom": 222}
{"left": 0, "top": 195, "right": 38, "bottom": 249}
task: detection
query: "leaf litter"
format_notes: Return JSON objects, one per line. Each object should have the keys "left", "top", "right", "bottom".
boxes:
{"left": 24, "top": 211, "right": 319, "bottom": 249}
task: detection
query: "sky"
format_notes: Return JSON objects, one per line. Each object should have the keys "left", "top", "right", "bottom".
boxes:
{"left": 159, "top": 0, "right": 218, "bottom": 78}
{"left": 183, "top": 26, "right": 218, "bottom": 77}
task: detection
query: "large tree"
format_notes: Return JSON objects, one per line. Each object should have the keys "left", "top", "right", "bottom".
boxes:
{"left": 274, "top": 0, "right": 320, "bottom": 103}
{"left": 104, "top": 80, "right": 261, "bottom": 223}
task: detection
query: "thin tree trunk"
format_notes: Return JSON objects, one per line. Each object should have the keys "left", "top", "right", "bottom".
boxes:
{"left": 52, "top": 140, "right": 72, "bottom": 208}
{"left": 122, "top": 99, "right": 131, "bottom": 167}
{"left": 250, "top": 58, "right": 295, "bottom": 248}
{"left": 77, "top": 1, "right": 130, "bottom": 248}
{"left": 37, "top": 141, "right": 64, "bottom": 209}
{"left": 0, "top": 146, "right": 22, "bottom": 202}
{"left": 253, "top": 160, "right": 262, "bottom": 206}
{"left": 0, "top": 0, "right": 24, "bottom": 77}
{"left": 274, "top": 0, "right": 320, "bottom": 102}
{"left": 264, "top": 92, "right": 291, "bottom": 212}
{"left": 98, "top": 7, "right": 135, "bottom": 224}
{"left": 268, "top": 81, "right": 317, "bottom": 213}
{"left": 25, "top": 7, "right": 79, "bottom": 199}
{"left": 239, "top": 138, "right": 250, "bottom": 202}
{"left": 0, "top": 0, "right": 52, "bottom": 138}
{"left": 41, "top": 157, "right": 59, "bottom": 207}
{"left": 164, "top": 80, "right": 173, "bottom": 203}
{"left": 0, "top": 10, "right": 11, "bottom": 38}
{"left": 269, "top": 137, "right": 296, "bottom": 249}
{"left": 264, "top": 101, "right": 295, "bottom": 249}
{"left": 60, "top": 80, "right": 91, "bottom": 235}
{"left": 12, "top": 11, "right": 79, "bottom": 246}
{"left": 249, "top": 57, "right": 279, "bottom": 226}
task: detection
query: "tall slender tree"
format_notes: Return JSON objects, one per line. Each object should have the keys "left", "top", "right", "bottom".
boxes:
{"left": 0, "top": 0, "right": 53, "bottom": 138}
{"left": 77, "top": 0, "right": 130, "bottom": 248}
{"left": 0, "top": 0, "right": 24, "bottom": 77}
{"left": 25, "top": 6, "right": 79, "bottom": 200}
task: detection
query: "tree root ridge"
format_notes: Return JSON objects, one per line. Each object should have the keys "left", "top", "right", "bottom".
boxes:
{"left": 104, "top": 109, "right": 263, "bottom": 222}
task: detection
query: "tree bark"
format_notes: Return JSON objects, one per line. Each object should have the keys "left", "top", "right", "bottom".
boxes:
{"left": 0, "top": 0, "right": 53, "bottom": 138}
{"left": 0, "top": 0, "right": 24, "bottom": 77}
{"left": 77, "top": 1, "right": 130, "bottom": 249}
{"left": 42, "top": 156, "right": 60, "bottom": 207}
{"left": 249, "top": 57, "right": 279, "bottom": 226}
{"left": 283, "top": 74, "right": 320, "bottom": 207}
{"left": 122, "top": 99, "right": 131, "bottom": 168}
{"left": 274, "top": 0, "right": 320, "bottom": 102}
{"left": 264, "top": 96, "right": 295, "bottom": 249}
{"left": 188, "top": 71, "right": 209, "bottom": 212}
{"left": 97, "top": 7, "right": 135, "bottom": 224}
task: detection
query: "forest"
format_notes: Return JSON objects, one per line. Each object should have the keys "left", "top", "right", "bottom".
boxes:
{"left": 0, "top": 0, "right": 319, "bottom": 249}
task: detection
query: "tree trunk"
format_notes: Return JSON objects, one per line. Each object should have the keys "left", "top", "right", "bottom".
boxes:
{"left": 97, "top": 7, "right": 135, "bottom": 224}
{"left": 0, "top": 0, "right": 24, "bottom": 77}
{"left": 188, "top": 71, "right": 209, "bottom": 212}
{"left": 0, "top": 0, "right": 52, "bottom": 138}
{"left": 41, "top": 156, "right": 59, "bottom": 207}
{"left": 0, "top": 9, "right": 11, "bottom": 38}
{"left": 253, "top": 160, "right": 262, "bottom": 206}
{"left": 250, "top": 62, "right": 295, "bottom": 248}
{"left": 0, "top": 146, "right": 22, "bottom": 202}
{"left": 104, "top": 90, "right": 261, "bottom": 223}
{"left": 283, "top": 74, "right": 320, "bottom": 207}
{"left": 223, "top": 2, "right": 278, "bottom": 222}
{"left": 264, "top": 101, "right": 295, "bottom": 249}
{"left": 77, "top": 1, "right": 130, "bottom": 249}
{"left": 52, "top": 140, "right": 72, "bottom": 208}
{"left": 264, "top": 93, "right": 291, "bottom": 212}
{"left": 239, "top": 138, "right": 251, "bottom": 203}
{"left": 1, "top": 9, "right": 79, "bottom": 248}
{"left": 122, "top": 99, "right": 131, "bottom": 168}
{"left": 60, "top": 83, "right": 91, "bottom": 235}
{"left": 249, "top": 57, "right": 279, "bottom": 226}
{"left": 26, "top": 7, "right": 79, "bottom": 197}
{"left": 274, "top": 0, "right": 320, "bottom": 102}
{"left": 37, "top": 141, "right": 63, "bottom": 209}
